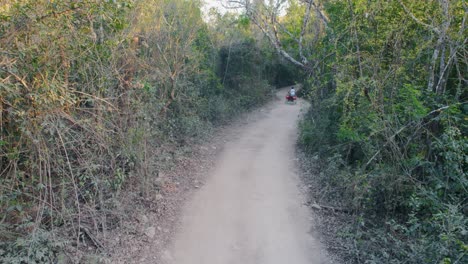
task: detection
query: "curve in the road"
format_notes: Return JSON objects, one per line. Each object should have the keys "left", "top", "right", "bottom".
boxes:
{"left": 164, "top": 89, "right": 329, "bottom": 264}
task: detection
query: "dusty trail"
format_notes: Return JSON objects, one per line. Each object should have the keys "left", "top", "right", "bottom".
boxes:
{"left": 163, "top": 89, "right": 328, "bottom": 264}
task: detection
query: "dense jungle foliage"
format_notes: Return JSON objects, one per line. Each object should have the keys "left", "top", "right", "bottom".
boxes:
{"left": 1, "top": 0, "right": 466, "bottom": 263}
{"left": 281, "top": 0, "right": 466, "bottom": 263}
{"left": 0, "top": 0, "right": 295, "bottom": 262}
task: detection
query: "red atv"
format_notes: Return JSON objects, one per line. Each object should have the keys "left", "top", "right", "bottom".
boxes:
{"left": 285, "top": 94, "right": 297, "bottom": 104}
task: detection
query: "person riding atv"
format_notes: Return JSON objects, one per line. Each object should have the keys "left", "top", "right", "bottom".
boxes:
{"left": 285, "top": 87, "right": 297, "bottom": 104}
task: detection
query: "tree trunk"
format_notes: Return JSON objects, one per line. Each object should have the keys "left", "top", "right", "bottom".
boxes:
{"left": 434, "top": 0, "right": 451, "bottom": 94}
{"left": 347, "top": 0, "right": 363, "bottom": 78}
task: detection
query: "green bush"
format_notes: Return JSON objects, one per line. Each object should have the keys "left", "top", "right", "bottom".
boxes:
{"left": 0, "top": 229, "right": 67, "bottom": 264}
{"left": 297, "top": 0, "right": 467, "bottom": 262}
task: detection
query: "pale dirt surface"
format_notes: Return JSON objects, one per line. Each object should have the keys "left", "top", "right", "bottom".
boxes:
{"left": 108, "top": 88, "right": 334, "bottom": 264}
{"left": 160, "top": 89, "right": 330, "bottom": 264}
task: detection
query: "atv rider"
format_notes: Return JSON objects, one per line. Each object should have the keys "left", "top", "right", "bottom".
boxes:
{"left": 289, "top": 87, "right": 296, "bottom": 97}
{"left": 286, "top": 86, "right": 297, "bottom": 103}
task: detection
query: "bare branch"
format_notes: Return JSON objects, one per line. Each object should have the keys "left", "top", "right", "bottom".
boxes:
{"left": 226, "top": 0, "right": 314, "bottom": 70}
{"left": 277, "top": 22, "right": 300, "bottom": 42}
{"left": 397, "top": 0, "right": 441, "bottom": 35}
{"left": 310, "top": 0, "right": 329, "bottom": 27}
{"left": 248, "top": 11, "right": 309, "bottom": 69}
{"left": 0, "top": 67, "right": 29, "bottom": 89}
{"left": 363, "top": 102, "right": 465, "bottom": 168}
{"left": 299, "top": 0, "right": 313, "bottom": 64}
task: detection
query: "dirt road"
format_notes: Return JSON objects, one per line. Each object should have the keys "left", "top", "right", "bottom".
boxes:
{"left": 163, "top": 90, "right": 328, "bottom": 264}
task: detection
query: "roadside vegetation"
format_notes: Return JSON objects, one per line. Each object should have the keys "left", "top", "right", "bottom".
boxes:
{"left": 298, "top": 1, "right": 466, "bottom": 262}
{"left": 0, "top": 0, "right": 296, "bottom": 262}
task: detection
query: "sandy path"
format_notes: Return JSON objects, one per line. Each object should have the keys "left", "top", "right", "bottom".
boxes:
{"left": 163, "top": 90, "right": 328, "bottom": 264}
